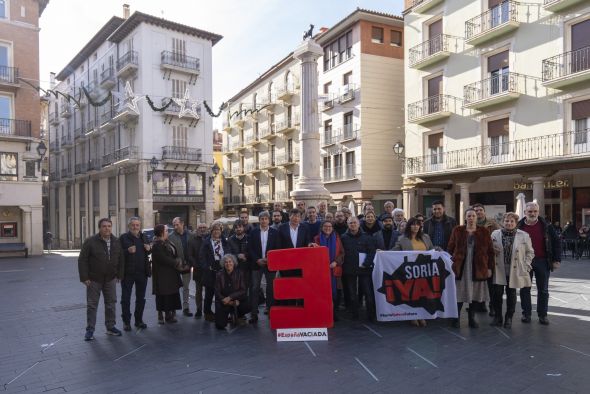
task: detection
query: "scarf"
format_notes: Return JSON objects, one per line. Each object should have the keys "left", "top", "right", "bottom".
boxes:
{"left": 320, "top": 232, "right": 337, "bottom": 263}
{"left": 501, "top": 229, "right": 516, "bottom": 268}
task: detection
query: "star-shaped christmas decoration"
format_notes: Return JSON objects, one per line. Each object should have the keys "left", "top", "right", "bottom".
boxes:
{"left": 172, "top": 87, "right": 201, "bottom": 119}
{"left": 113, "top": 81, "right": 143, "bottom": 115}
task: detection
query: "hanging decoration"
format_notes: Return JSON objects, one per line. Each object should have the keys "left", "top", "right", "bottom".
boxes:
{"left": 173, "top": 87, "right": 201, "bottom": 119}
{"left": 111, "top": 81, "right": 143, "bottom": 115}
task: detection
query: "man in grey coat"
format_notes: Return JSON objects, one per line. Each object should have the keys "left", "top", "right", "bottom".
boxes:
{"left": 374, "top": 214, "right": 400, "bottom": 250}
{"left": 78, "top": 218, "right": 125, "bottom": 341}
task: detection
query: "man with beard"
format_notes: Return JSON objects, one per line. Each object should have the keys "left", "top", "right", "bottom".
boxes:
{"left": 374, "top": 214, "right": 399, "bottom": 250}
{"left": 333, "top": 210, "right": 348, "bottom": 236}
{"left": 271, "top": 210, "right": 283, "bottom": 230}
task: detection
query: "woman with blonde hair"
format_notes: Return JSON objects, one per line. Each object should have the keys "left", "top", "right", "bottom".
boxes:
{"left": 490, "top": 212, "right": 534, "bottom": 328}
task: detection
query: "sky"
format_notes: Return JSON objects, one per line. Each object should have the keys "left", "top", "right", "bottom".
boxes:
{"left": 39, "top": 0, "right": 404, "bottom": 125}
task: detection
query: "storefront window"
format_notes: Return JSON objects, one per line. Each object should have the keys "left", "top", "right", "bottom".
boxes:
{"left": 170, "top": 172, "right": 187, "bottom": 195}
{"left": 188, "top": 173, "right": 204, "bottom": 195}
{"left": 0, "top": 222, "right": 17, "bottom": 238}
{"left": 153, "top": 171, "right": 170, "bottom": 194}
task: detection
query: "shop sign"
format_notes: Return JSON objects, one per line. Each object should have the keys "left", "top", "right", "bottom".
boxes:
{"left": 513, "top": 179, "right": 569, "bottom": 190}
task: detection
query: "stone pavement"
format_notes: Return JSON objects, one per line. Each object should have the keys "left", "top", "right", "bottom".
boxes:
{"left": 1, "top": 253, "right": 589, "bottom": 393}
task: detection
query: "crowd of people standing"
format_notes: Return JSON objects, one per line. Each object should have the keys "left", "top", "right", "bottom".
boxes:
{"left": 77, "top": 199, "right": 560, "bottom": 341}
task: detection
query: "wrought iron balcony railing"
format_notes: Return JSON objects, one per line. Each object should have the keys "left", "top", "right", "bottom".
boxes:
{"left": 117, "top": 50, "right": 139, "bottom": 72}
{"left": 408, "top": 95, "right": 461, "bottom": 121}
{"left": 161, "top": 146, "right": 203, "bottom": 162}
{"left": 404, "top": 130, "right": 590, "bottom": 176}
{"left": 324, "top": 164, "right": 357, "bottom": 182}
{"left": 465, "top": 1, "right": 519, "bottom": 42}
{"left": 161, "top": 51, "right": 200, "bottom": 73}
{"left": 100, "top": 67, "right": 115, "bottom": 85}
{"left": 103, "top": 146, "right": 139, "bottom": 166}
{"left": 0, "top": 65, "right": 18, "bottom": 85}
{"left": 0, "top": 118, "right": 32, "bottom": 137}
{"left": 409, "top": 34, "right": 460, "bottom": 68}
{"left": 463, "top": 72, "right": 523, "bottom": 105}
{"left": 542, "top": 46, "right": 590, "bottom": 82}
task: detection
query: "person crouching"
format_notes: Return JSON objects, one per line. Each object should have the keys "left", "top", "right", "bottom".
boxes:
{"left": 215, "top": 254, "right": 250, "bottom": 330}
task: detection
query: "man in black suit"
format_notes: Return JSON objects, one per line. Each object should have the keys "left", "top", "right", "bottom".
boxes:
{"left": 278, "top": 208, "right": 312, "bottom": 249}
{"left": 248, "top": 211, "right": 279, "bottom": 323}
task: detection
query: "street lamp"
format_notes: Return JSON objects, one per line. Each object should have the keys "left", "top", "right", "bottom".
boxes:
{"left": 393, "top": 141, "right": 405, "bottom": 159}
{"left": 209, "top": 161, "right": 220, "bottom": 186}
{"left": 147, "top": 156, "right": 159, "bottom": 182}
{"left": 36, "top": 141, "right": 47, "bottom": 170}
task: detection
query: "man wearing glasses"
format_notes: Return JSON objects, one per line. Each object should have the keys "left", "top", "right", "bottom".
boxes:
{"left": 517, "top": 202, "right": 561, "bottom": 325}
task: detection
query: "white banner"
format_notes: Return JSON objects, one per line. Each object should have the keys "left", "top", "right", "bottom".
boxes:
{"left": 276, "top": 328, "right": 328, "bottom": 342}
{"left": 373, "top": 251, "right": 458, "bottom": 321}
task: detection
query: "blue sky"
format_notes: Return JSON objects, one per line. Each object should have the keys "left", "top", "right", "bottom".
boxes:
{"left": 40, "top": 0, "right": 403, "bottom": 118}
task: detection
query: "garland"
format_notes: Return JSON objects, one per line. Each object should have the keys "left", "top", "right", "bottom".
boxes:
{"left": 146, "top": 96, "right": 174, "bottom": 112}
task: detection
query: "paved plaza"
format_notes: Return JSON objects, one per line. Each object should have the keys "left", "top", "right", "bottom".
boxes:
{"left": 0, "top": 253, "right": 589, "bottom": 393}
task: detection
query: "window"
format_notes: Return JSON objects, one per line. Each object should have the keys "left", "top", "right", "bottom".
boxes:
{"left": 344, "top": 112, "right": 354, "bottom": 137}
{"left": 334, "top": 154, "right": 342, "bottom": 178}
{"left": 170, "top": 172, "right": 187, "bottom": 195}
{"left": 108, "top": 177, "right": 116, "bottom": 206}
{"left": 323, "top": 156, "right": 331, "bottom": 180}
{"left": 0, "top": 152, "right": 17, "bottom": 181}
{"left": 371, "top": 27, "right": 384, "bottom": 44}
{"left": 488, "top": 50, "right": 509, "bottom": 95}
{"left": 323, "top": 82, "right": 332, "bottom": 95}
{"left": 428, "top": 133, "right": 443, "bottom": 165}
{"left": 153, "top": 171, "right": 170, "bottom": 194}
{"left": 346, "top": 151, "right": 355, "bottom": 177}
{"left": 391, "top": 30, "right": 402, "bottom": 46}
{"left": 324, "top": 119, "right": 332, "bottom": 142}
{"left": 323, "top": 30, "right": 353, "bottom": 71}
{"left": 93, "top": 180, "right": 99, "bottom": 209}
{"left": 343, "top": 71, "right": 352, "bottom": 86}
{"left": 173, "top": 125, "right": 187, "bottom": 147}
{"left": 172, "top": 79, "right": 187, "bottom": 98}
{"left": 489, "top": 0, "right": 510, "bottom": 28}
{"left": 0, "top": 223, "right": 17, "bottom": 238}
{"left": 0, "top": 95, "right": 12, "bottom": 133}
{"left": 0, "top": 44, "right": 11, "bottom": 81}
{"left": 80, "top": 183, "right": 86, "bottom": 209}
{"left": 287, "top": 139, "right": 293, "bottom": 159}
{"left": 172, "top": 38, "right": 187, "bottom": 63}
{"left": 25, "top": 161, "right": 35, "bottom": 177}
{"left": 0, "top": 0, "right": 7, "bottom": 19}
{"left": 572, "top": 99, "right": 590, "bottom": 145}
{"left": 488, "top": 118, "right": 509, "bottom": 157}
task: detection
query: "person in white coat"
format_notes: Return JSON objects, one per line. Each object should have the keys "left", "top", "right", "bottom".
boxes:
{"left": 490, "top": 212, "right": 534, "bottom": 328}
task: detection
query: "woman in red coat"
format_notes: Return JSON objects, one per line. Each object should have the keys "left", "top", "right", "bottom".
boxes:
{"left": 313, "top": 221, "right": 344, "bottom": 317}
{"left": 447, "top": 208, "right": 494, "bottom": 329}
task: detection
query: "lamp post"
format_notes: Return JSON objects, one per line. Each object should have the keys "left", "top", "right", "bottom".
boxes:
{"left": 393, "top": 142, "right": 405, "bottom": 159}
{"left": 36, "top": 141, "right": 47, "bottom": 170}
{"left": 209, "top": 161, "right": 220, "bottom": 186}
{"left": 147, "top": 156, "right": 159, "bottom": 182}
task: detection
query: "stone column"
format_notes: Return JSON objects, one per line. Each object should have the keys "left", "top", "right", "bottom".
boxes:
{"left": 457, "top": 182, "right": 471, "bottom": 224}
{"left": 529, "top": 176, "right": 545, "bottom": 217}
{"left": 30, "top": 206, "right": 44, "bottom": 255}
{"left": 118, "top": 172, "right": 127, "bottom": 234}
{"left": 402, "top": 186, "right": 416, "bottom": 217}
{"left": 138, "top": 161, "right": 154, "bottom": 228}
{"left": 205, "top": 168, "right": 215, "bottom": 224}
{"left": 20, "top": 206, "right": 32, "bottom": 254}
{"left": 291, "top": 38, "right": 331, "bottom": 208}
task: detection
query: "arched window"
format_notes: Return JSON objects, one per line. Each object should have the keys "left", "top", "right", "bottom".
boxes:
{"left": 268, "top": 82, "right": 274, "bottom": 102}
{"left": 252, "top": 93, "right": 257, "bottom": 109}
{"left": 285, "top": 71, "right": 295, "bottom": 91}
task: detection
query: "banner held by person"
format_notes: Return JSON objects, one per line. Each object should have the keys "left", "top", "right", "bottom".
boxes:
{"left": 373, "top": 251, "right": 458, "bottom": 322}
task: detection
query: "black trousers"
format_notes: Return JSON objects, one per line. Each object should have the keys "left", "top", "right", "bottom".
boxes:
{"left": 492, "top": 281, "right": 517, "bottom": 318}
{"left": 215, "top": 301, "right": 250, "bottom": 328}
{"left": 120, "top": 274, "right": 147, "bottom": 324}
{"left": 520, "top": 258, "right": 550, "bottom": 317}
{"left": 204, "top": 286, "right": 215, "bottom": 315}
{"left": 342, "top": 274, "right": 375, "bottom": 318}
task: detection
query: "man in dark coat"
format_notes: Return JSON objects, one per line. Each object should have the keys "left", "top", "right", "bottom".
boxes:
{"left": 374, "top": 214, "right": 399, "bottom": 250}
{"left": 422, "top": 200, "right": 457, "bottom": 251}
{"left": 518, "top": 201, "right": 561, "bottom": 325}
{"left": 119, "top": 217, "right": 151, "bottom": 331}
{"left": 333, "top": 210, "right": 348, "bottom": 235}
{"left": 78, "top": 218, "right": 125, "bottom": 341}
{"left": 341, "top": 216, "right": 377, "bottom": 321}
{"left": 228, "top": 221, "right": 249, "bottom": 272}
{"left": 248, "top": 211, "right": 279, "bottom": 322}
{"left": 169, "top": 217, "right": 192, "bottom": 317}
{"left": 187, "top": 223, "right": 208, "bottom": 318}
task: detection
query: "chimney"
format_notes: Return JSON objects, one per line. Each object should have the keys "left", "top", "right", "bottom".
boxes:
{"left": 319, "top": 27, "right": 329, "bottom": 34}
{"left": 123, "top": 4, "right": 130, "bottom": 19}
{"left": 49, "top": 72, "right": 56, "bottom": 89}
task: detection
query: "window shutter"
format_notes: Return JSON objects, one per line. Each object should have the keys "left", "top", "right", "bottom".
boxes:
{"left": 428, "top": 133, "right": 443, "bottom": 148}
{"left": 488, "top": 50, "right": 509, "bottom": 72}
{"left": 488, "top": 118, "right": 509, "bottom": 137}
{"left": 572, "top": 99, "right": 590, "bottom": 120}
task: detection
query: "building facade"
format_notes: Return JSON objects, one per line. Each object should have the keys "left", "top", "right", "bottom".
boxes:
{"left": 403, "top": 0, "right": 590, "bottom": 226}
{"left": 0, "top": 0, "right": 48, "bottom": 255}
{"left": 222, "top": 9, "right": 404, "bottom": 214}
{"left": 48, "top": 7, "right": 221, "bottom": 247}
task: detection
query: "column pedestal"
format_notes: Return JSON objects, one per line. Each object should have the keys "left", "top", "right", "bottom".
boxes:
{"left": 529, "top": 176, "right": 545, "bottom": 217}
{"left": 457, "top": 182, "right": 471, "bottom": 225}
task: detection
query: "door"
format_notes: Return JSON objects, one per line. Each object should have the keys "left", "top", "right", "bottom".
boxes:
{"left": 428, "top": 19, "right": 443, "bottom": 55}
{"left": 488, "top": 50, "right": 509, "bottom": 95}
{"left": 571, "top": 19, "right": 590, "bottom": 74}
{"left": 427, "top": 75, "right": 442, "bottom": 114}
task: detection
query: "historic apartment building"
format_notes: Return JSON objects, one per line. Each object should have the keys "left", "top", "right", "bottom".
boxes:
{"left": 221, "top": 8, "right": 404, "bottom": 214}
{"left": 48, "top": 6, "right": 221, "bottom": 248}
{"left": 0, "top": 0, "right": 48, "bottom": 255}
{"left": 403, "top": 0, "right": 590, "bottom": 226}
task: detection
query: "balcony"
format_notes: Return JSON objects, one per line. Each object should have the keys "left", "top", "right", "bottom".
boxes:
{"left": 116, "top": 50, "right": 139, "bottom": 79}
{"left": 102, "top": 146, "right": 139, "bottom": 167}
{"left": 542, "top": 46, "right": 590, "bottom": 89}
{"left": 324, "top": 164, "right": 357, "bottom": 183}
{"left": 260, "top": 157, "right": 277, "bottom": 169}
{"left": 100, "top": 67, "right": 116, "bottom": 89}
{"left": 276, "top": 150, "right": 298, "bottom": 166}
{"left": 49, "top": 171, "right": 59, "bottom": 182}
{"left": 338, "top": 85, "right": 356, "bottom": 104}
{"left": 49, "top": 112, "right": 59, "bottom": 126}
{"left": 60, "top": 168, "right": 72, "bottom": 179}
{"left": 465, "top": 1, "right": 520, "bottom": 46}
{"left": 160, "top": 98, "right": 181, "bottom": 116}
{"left": 161, "top": 146, "right": 203, "bottom": 162}
{"left": 0, "top": 118, "right": 32, "bottom": 138}
{"left": 276, "top": 84, "right": 296, "bottom": 101}
{"left": 112, "top": 99, "right": 139, "bottom": 123}
{"left": 222, "top": 119, "right": 232, "bottom": 132}
{"left": 88, "top": 158, "right": 101, "bottom": 171}
{"left": 85, "top": 119, "right": 97, "bottom": 136}
{"left": 231, "top": 196, "right": 246, "bottom": 204}
{"left": 245, "top": 131, "right": 261, "bottom": 146}
{"left": 543, "top": 0, "right": 586, "bottom": 12}
{"left": 60, "top": 104, "right": 72, "bottom": 118}
{"left": 408, "top": 95, "right": 462, "bottom": 124}
{"left": 161, "top": 51, "right": 200, "bottom": 76}
{"left": 85, "top": 81, "right": 101, "bottom": 100}
{"left": 322, "top": 96, "right": 335, "bottom": 112}
{"left": 230, "top": 139, "right": 242, "bottom": 150}
{"left": 322, "top": 129, "right": 335, "bottom": 146}
{"left": 61, "top": 134, "right": 73, "bottom": 149}
{"left": 260, "top": 123, "right": 277, "bottom": 139}
{"left": 275, "top": 118, "right": 295, "bottom": 134}
{"left": 100, "top": 109, "right": 116, "bottom": 130}
{"left": 0, "top": 65, "right": 19, "bottom": 89}
{"left": 246, "top": 162, "right": 262, "bottom": 173}
{"left": 404, "top": 130, "right": 590, "bottom": 177}
{"left": 49, "top": 140, "right": 59, "bottom": 152}
{"left": 411, "top": 0, "right": 444, "bottom": 13}
{"left": 233, "top": 117, "right": 246, "bottom": 128}
{"left": 463, "top": 72, "right": 524, "bottom": 110}
{"left": 75, "top": 162, "right": 88, "bottom": 175}
{"left": 409, "top": 35, "right": 460, "bottom": 70}
{"left": 73, "top": 127, "right": 84, "bottom": 140}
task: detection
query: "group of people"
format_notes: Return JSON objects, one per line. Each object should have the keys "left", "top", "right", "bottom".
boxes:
{"left": 77, "top": 198, "right": 560, "bottom": 341}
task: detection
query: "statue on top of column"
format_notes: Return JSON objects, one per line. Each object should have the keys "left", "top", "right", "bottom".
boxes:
{"left": 302, "top": 24, "right": 314, "bottom": 40}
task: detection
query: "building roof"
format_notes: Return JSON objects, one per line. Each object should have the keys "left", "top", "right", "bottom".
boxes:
{"left": 316, "top": 7, "right": 403, "bottom": 45}
{"left": 226, "top": 52, "right": 296, "bottom": 104}
{"left": 107, "top": 11, "right": 223, "bottom": 46}
{"left": 55, "top": 16, "right": 125, "bottom": 81}
{"left": 38, "top": 0, "right": 49, "bottom": 17}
